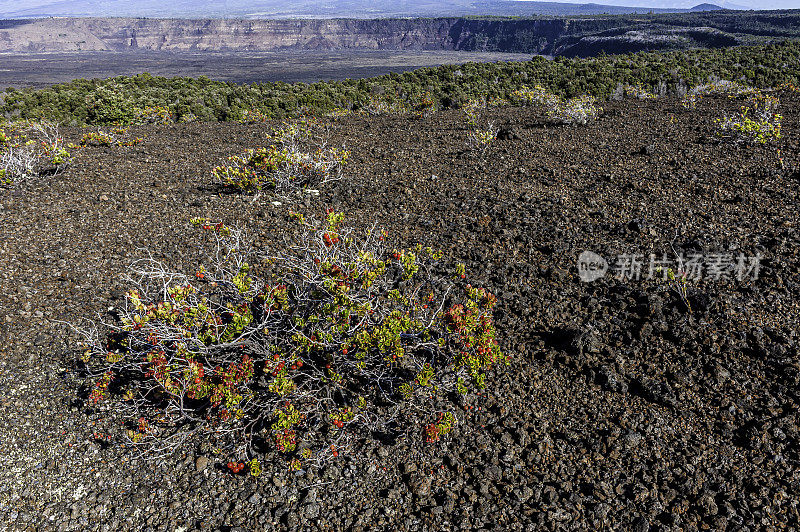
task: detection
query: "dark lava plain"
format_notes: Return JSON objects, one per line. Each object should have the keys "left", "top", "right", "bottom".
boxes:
{"left": 0, "top": 93, "right": 799, "bottom": 530}
{"left": 0, "top": 50, "right": 533, "bottom": 88}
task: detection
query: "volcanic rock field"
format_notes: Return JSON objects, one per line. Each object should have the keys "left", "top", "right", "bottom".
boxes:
{"left": 0, "top": 93, "right": 799, "bottom": 530}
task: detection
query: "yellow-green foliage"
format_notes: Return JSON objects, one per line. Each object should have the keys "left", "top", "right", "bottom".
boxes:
{"left": 213, "top": 120, "right": 349, "bottom": 195}
{"left": 716, "top": 92, "right": 782, "bottom": 144}
{"left": 81, "top": 213, "right": 507, "bottom": 468}
{"left": 511, "top": 85, "right": 600, "bottom": 125}
{"left": 135, "top": 106, "right": 173, "bottom": 124}
{"left": 1, "top": 120, "right": 72, "bottom": 185}
{"left": 213, "top": 144, "right": 349, "bottom": 193}
{"left": 624, "top": 83, "right": 657, "bottom": 99}
{"left": 80, "top": 127, "right": 143, "bottom": 147}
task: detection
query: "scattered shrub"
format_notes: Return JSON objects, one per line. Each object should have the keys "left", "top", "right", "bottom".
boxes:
{"left": 510, "top": 85, "right": 559, "bottom": 108}
{"left": 179, "top": 112, "right": 199, "bottom": 123}
{"left": 680, "top": 93, "right": 699, "bottom": 109}
{"left": 80, "top": 127, "right": 143, "bottom": 147}
{"left": 654, "top": 266, "right": 692, "bottom": 314}
{"left": 511, "top": 85, "right": 600, "bottom": 125}
{"left": 485, "top": 96, "right": 509, "bottom": 108}
{"left": 322, "top": 108, "right": 353, "bottom": 119}
{"left": 462, "top": 98, "right": 497, "bottom": 154}
{"left": 547, "top": 95, "right": 601, "bottom": 125}
{"left": 623, "top": 84, "right": 657, "bottom": 99}
{"left": 134, "top": 106, "right": 173, "bottom": 125}
{"left": 236, "top": 108, "right": 271, "bottom": 123}
{"left": 467, "top": 127, "right": 498, "bottom": 154}
{"left": 213, "top": 119, "right": 349, "bottom": 196}
{"left": 462, "top": 97, "right": 487, "bottom": 127}
{"left": 691, "top": 79, "right": 760, "bottom": 98}
{"left": 716, "top": 92, "right": 782, "bottom": 145}
{"left": 413, "top": 91, "right": 436, "bottom": 119}
{"left": 1, "top": 120, "right": 72, "bottom": 186}
{"left": 77, "top": 212, "right": 507, "bottom": 467}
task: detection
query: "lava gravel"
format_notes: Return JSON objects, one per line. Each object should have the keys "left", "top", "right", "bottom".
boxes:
{"left": 1, "top": 92, "right": 799, "bottom": 530}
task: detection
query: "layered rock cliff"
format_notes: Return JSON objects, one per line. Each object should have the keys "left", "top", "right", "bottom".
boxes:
{"left": 0, "top": 17, "right": 567, "bottom": 54}
{"left": 0, "top": 16, "right": 750, "bottom": 57}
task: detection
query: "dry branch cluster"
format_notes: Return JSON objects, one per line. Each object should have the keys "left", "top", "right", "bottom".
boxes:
{"left": 78, "top": 212, "right": 507, "bottom": 468}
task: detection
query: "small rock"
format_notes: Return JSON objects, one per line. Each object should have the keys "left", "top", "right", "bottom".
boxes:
{"left": 698, "top": 494, "right": 718, "bottom": 516}
{"left": 195, "top": 456, "right": 209, "bottom": 472}
{"left": 497, "top": 127, "right": 521, "bottom": 140}
{"left": 402, "top": 462, "right": 418, "bottom": 475}
{"left": 304, "top": 503, "right": 319, "bottom": 520}
{"left": 622, "top": 431, "right": 643, "bottom": 449}
{"left": 409, "top": 475, "right": 432, "bottom": 498}
{"left": 632, "top": 516, "right": 650, "bottom": 532}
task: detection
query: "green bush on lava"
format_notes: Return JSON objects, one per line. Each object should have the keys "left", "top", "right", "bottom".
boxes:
{"left": 78, "top": 212, "right": 508, "bottom": 469}
{"left": 2, "top": 42, "right": 799, "bottom": 125}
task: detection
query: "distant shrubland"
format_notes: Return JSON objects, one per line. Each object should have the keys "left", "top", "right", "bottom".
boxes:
{"left": 1, "top": 41, "right": 799, "bottom": 125}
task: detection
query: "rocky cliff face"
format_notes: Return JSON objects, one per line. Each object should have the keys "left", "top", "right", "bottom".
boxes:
{"left": 0, "top": 17, "right": 566, "bottom": 53}
{"left": 0, "top": 17, "right": 745, "bottom": 56}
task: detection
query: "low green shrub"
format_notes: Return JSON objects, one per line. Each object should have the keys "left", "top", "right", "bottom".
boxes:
{"left": 213, "top": 119, "right": 349, "bottom": 196}
{"left": 78, "top": 212, "right": 508, "bottom": 468}
{"left": 80, "top": 127, "right": 143, "bottom": 147}
{"left": 1, "top": 120, "right": 72, "bottom": 186}
{"left": 462, "top": 98, "right": 497, "bottom": 154}
{"left": 716, "top": 92, "right": 782, "bottom": 145}
{"left": 3, "top": 42, "right": 800, "bottom": 125}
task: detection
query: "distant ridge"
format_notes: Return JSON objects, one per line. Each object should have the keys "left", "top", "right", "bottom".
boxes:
{"left": 0, "top": 0, "right": 729, "bottom": 20}
{"left": 690, "top": 3, "right": 726, "bottom": 11}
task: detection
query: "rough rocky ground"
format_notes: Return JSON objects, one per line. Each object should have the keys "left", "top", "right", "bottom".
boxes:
{"left": 0, "top": 93, "right": 799, "bottom": 530}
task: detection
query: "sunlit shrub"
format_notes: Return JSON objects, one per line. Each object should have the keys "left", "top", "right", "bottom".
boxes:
{"left": 1, "top": 120, "right": 72, "bottom": 186}
{"left": 623, "top": 84, "right": 657, "bottom": 99}
{"left": 77, "top": 212, "right": 508, "bottom": 467}
{"left": 413, "top": 91, "right": 436, "bottom": 119}
{"left": 692, "top": 79, "right": 760, "bottom": 98}
{"left": 135, "top": 106, "right": 173, "bottom": 125}
{"left": 80, "top": 127, "right": 143, "bottom": 147}
{"left": 236, "top": 108, "right": 271, "bottom": 123}
{"left": 466, "top": 126, "right": 498, "bottom": 154}
{"left": 213, "top": 119, "right": 348, "bottom": 196}
{"left": 462, "top": 98, "right": 497, "bottom": 154}
{"left": 680, "top": 93, "right": 699, "bottom": 109}
{"left": 716, "top": 92, "right": 782, "bottom": 144}
{"left": 511, "top": 85, "right": 600, "bottom": 125}
{"left": 510, "top": 85, "right": 559, "bottom": 107}
{"left": 547, "top": 95, "right": 601, "bottom": 125}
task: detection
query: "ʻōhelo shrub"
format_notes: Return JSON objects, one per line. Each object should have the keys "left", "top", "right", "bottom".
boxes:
{"left": 1, "top": 120, "right": 72, "bottom": 186}
{"left": 716, "top": 91, "right": 782, "bottom": 145}
{"left": 77, "top": 211, "right": 508, "bottom": 470}
{"left": 80, "top": 126, "right": 143, "bottom": 147}
{"left": 511, "top": 85, "right": 601, "bottom": 125}
{"left": 212, "top": 118, "right": 349, "bottom": 197}
{"left": 462, "top": 97, "right": 498, "bottom": 155}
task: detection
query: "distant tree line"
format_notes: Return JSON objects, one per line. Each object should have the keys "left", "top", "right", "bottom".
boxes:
{"left": 2, "top": 41, "right": 799, "bottom": 125}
